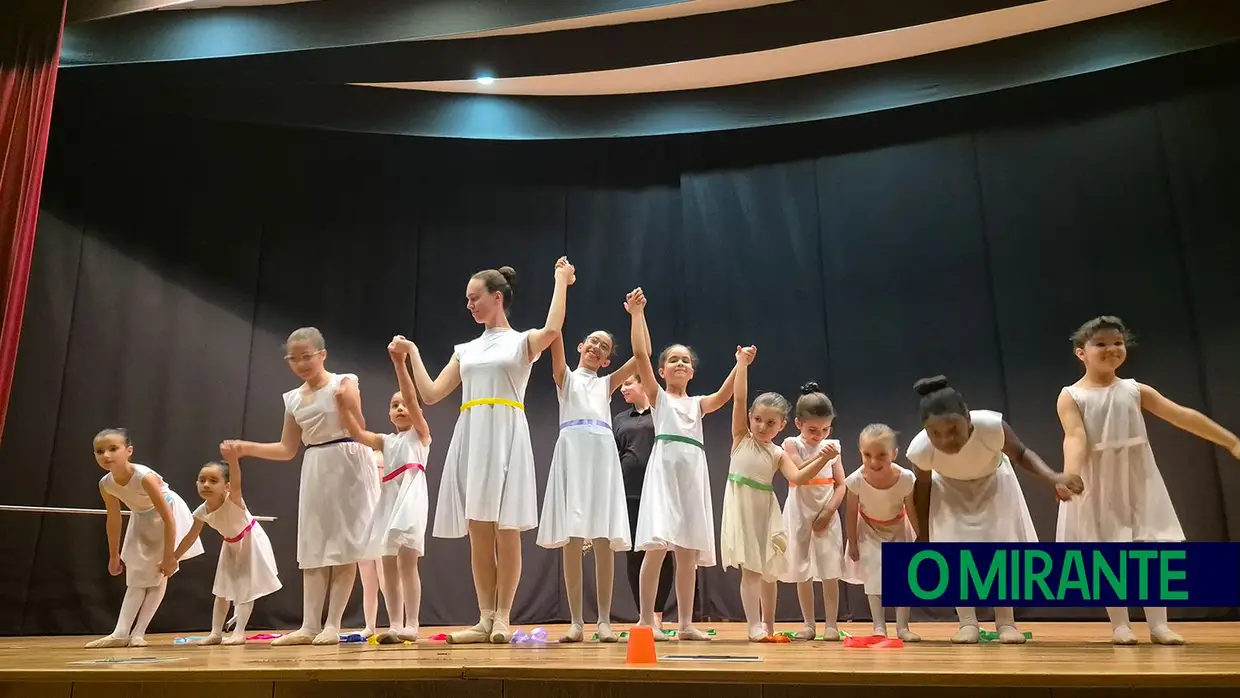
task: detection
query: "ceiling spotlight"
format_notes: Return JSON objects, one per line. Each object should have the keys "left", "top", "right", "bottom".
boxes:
{"left": 476, "top": 76, "right": 494, "bottom": 85}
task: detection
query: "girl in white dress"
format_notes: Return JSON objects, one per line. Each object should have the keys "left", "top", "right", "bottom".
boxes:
{"left": 172, "top": 452, "right": 281, "bottom": 645}
{"left": 87, "top": 428, "right": 203, "bottom": 648}
{"left": 221, "top": 327, "right": 380, "bottom": 646}
{"left": 1057, "top": 316, "right": 1240, "bottom": 645}
{"left": 628, "top": 288, "right": 741, "bottom": 642}
{"left": 844, "top": 424, "right": 919, "bottom": 641}
{"left": 335, "top": 337, "right": 432, "bottom": 643}
{"left": 908, "top": 375, "right": 1082, "bottom": 644}
{"left": 537, "top": 291, "right": 643, "bottom": 644}
{"left": 408, "top": 259, "right": 572, "bottom": 644}
{"left": 779, "top": 382, "right": 848, "bottom": 641}
{"left": 721, "top": 348, "right": 840, "bottom": 642}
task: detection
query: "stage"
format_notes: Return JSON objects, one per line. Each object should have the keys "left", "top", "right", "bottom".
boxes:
{"left": 0, "top": 622, "right": 1236, "bottom": 698}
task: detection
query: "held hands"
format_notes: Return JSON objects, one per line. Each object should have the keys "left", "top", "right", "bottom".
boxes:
{"left": 1054, "top": 473, "right": 1085, "bottom": 502}
{"left": 812, "top": 507, "right": 834, "bottom": 533}
{"left": 555, "top": 256, "right": 576, "bottom": 285}
{"left": 159, "top": 555, "right": 178, "bottom": 578}
{"left": 219, "top": 440, "right": 243, "bottom": 460}
{"left": 736, "top": 345, "right": 757, "bottom": 365}
{"left": 625, "top": 287, "right": 647, "bottom": 313}
{"left": 388, "top": 335, "right": 415, "bottom": 358}
{"left": 108, "top": 555, "right": 124, "bottom": 577}
{"left": 818, "top": 441, "right": 841, "bottom": 461}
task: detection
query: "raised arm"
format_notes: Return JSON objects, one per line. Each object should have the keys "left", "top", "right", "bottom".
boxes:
{"left": 731, "top": 346, "right": 751, "bottom": 448}
{"left": 407, "top": 342, "right": 461, "bottom": 406}
{"left": 913, "top": 467, "right": 932, "bottom": 542}
{"left": 700, "top": 348, "right": 750, "bottom": 415}
{"left": 228, "top": 411, "right": 302, "bottom": 462}
{"left": 778, "top": 440, "right": 840, "bottom": 485}
{"left": 1001, "top": 421, "right": 1082, "bottom": 499}
{"left": 628, "top": 289, "right": 659, "bottom": 406}
{"left": 389, "top": 345, "right": 432, "bottom": 445}
{"left": 101, "top": 486, "right": 123, "bottom": 573}
{"left": 526, "top": 258, "right": 574, "bottom": 361}
{"left": 550, "top": 333, "right": 569, "bottom": 389}
{"left": 224, "top": 449, "right": 246, "bottom": 508}
{"left": 173, "top": 519, "right": 206, "bottom": 561}
{"left": 1057, "top": 389, "right": 1088, "bottom": 478}
{"left": 1139, "top": 382, "right": 1240, "bottom": 457}
{"left": 607, "top": 356, "right": 640, "bottom": 394}
{"left": 334, "top": 383, "right": 386, "bottom": 451}
{"left": 143, "top": 473, "right": 178, "bottom": 576}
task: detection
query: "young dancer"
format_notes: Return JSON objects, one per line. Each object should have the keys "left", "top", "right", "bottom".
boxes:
{"left": 629, "top": 287, "right": 741, "bottom": 642}
{"left": 537, "top": 293, "right": 644, "bottom": 643}
{"left": 220, "top": 327, "right": 380, "bottom": 646}
{"left": 779, "top": 383, "right": 848, "bottom": 641}
{"left": 407, "top": 259, "right": 572, "bottom": 644}
{"left": 844, "top": 424, "right": 919, "bottom": 642}
{"left": 721, "top": 349, "right": 840, "bottom": 642}
{"left": 615, "top": 374, "right": 676, "bottom": 629}
{"left": 334, "top": 337, "right": 431, "bottom": 643}
{"left": 172, "top": 452, "right": 281, "bottom": 645}
{"left": 87, "top": 428, "right": 203, "bottom": 648}
{"left": 908, "top": 375, "right": 1083, "bottom": 644}
{"left": 1057, "top": 316, "right": 1240, "bottom": 645}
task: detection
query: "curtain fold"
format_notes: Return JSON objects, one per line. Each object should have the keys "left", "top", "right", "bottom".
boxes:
{"left": 0, "top": 0, "right": 67, "bottom": 441}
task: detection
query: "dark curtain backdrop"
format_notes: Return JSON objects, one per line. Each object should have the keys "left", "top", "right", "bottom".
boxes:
{"left": 2, "top": 49, "right": 1239, "bottom": 635}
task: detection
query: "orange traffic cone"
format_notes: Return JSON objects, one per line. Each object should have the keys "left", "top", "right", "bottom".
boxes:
{"left": 626, "top": 626, "right": 657, "bottom": 664}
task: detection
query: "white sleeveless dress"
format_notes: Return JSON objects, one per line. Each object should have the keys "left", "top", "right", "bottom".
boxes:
{"left": 193, "top": 494, "right": 281, "bottom": 604}
{"left": 843, "top": 466, "right": 916, "bottom": 595}
{"left": 537, "top": 366, "right": 632, "bottom": 550}
{"left": 906, "top": 410, "right": 1038, "bottom": 544}
{"left": 779, "top": 436, "right": 845, "bottom": 584}
{"left": 99, "top": 464, "right": 203, "bottom": 588}
{"left": 434, "top": 327, "right": 541, "bottom": 539}
{"left": 366, "top": 430, "right": 432, "bottom": 557}
{"left": 1056, "top": 379, "right": 1184, "bottom": 543}
{"left": 634, "top": 387, "right": 716, "bottom": 567}
{"left": 720, "top": 434, "right": 787, "bottom": 581}
{"left": 283, "top": 372, "right": 380, "bottom": 568}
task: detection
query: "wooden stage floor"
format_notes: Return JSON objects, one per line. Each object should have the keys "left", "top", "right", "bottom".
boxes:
{"left": 0, "top": 622, "right": 1237, "bottom": 698}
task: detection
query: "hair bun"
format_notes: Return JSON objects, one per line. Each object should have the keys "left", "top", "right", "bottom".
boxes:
{"left": 913, "top": 375, "right": 950, "bottom": 396}
{"left": 799, "top": 381, "right": 821, "bottom": 395}
{"left": 497, "top": 266, "right": 517, "bottom": 286}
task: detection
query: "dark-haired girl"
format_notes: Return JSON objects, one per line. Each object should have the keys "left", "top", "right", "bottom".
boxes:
{"left": 87, "top": 428, "right": 203, "bottom": 648}
{"left": 907, "top": 375, "right": 1082, "bottom": 644}
{"left": 629, "top": 288, "right": 741, "bottom": 642}
{"left": 173, "top": 451, "right": 281, "bottom": 645}
{"left": 536, "top": 288, "right": 644, "bottom": 643}
{"left": 1057, "top": 316, "right": 1240, "bottom": 645}
{"left": 408, "top": 258, "right": 572, "bottom": 644}
{"left": 779, "top": 382, "right": 849, "bottom": 641}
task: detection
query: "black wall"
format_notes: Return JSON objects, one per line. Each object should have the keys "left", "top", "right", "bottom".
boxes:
{"left": 2, "top": 45, "right": 1239, "bottom": 635}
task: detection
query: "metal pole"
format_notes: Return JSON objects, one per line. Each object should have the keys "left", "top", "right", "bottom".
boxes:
{"left": 0, "top": 504, "right": 277, "bottom": 522}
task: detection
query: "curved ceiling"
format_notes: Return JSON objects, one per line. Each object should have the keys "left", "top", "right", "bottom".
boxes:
{"left": 57, "top": 0, "right": 1240, "bottom": 139}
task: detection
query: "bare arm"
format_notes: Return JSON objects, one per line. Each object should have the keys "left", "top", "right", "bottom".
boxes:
{"left": 235, "top": 411, "right": 302, "bottom": 461}
{"left": 550, "top": 333, "right": 568, "bottom": 389}
{"left": 1001, "top": 421, "right": 1065, "bottom": 488}
{"left": 408, "top": 345, "right": 462, "bottom": 406}
{"left": 823, "top": 458, "right": 847, "bottom": 516}
{"left": 1058, "top": 389, "right": 1088, "bottom": 478}
{"left": 779, "top": 441, "right": 840, "bottom": 484}
{"left": 526, "top": 261, "right": 574, "bottom": 361}
{"left": 393, "top": 350, "right": 432, "bottom": 445}
{"left": 173, "top": 519, "right": 205, "bottom": 560}
{"left": 142, "top": 474, "right": 177, "bottom": 568}
{"left": 731, "top": 352, "right": 749, "bottom": 448}
{"left": 845, "top": 490, "right": 860, "bottom": 555}
{"left": 1140, "top": 382, "right": 1240, "bottom": 454}
{"left": 630, "top": 298, "right": 659, "bottom": 406}
{"left": 903, "top": 492, "right": 920, "bottom": 539}
{"left": 101, "top": 486, "right": 122, "bottom": 562}
{"left": 226, "top": 452, "right": 245, "bottom": 508}
{"left": 699, "top": 362, "right": 740, "bottom": 415}
{"left": 913, "top": 467, "right": 931, "bottom": 542}
{"left": 607, "top": 357, "right": 639, "bottom": 394}
{"left": 334, "top": 383, "right": 386, "bottom": 451}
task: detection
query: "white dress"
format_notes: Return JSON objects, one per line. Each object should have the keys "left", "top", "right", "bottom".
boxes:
{"left": 193, "top": 494, "right": 281, "bottom": 604}
{"left": 366, "top": 430, "right": 431, "bottom": 557}
{"left": 720, "top": 435, "right": 787, "bottom": 581}
{"left": 284, "top": 372, "right": 380, "bottom": 568}
{"left": 779, "top": 436, "right": 845, "bottom": 584}
{"left": 99, "top": 464, "right": 203, "bottom": 588}
{"left": 634, "top": 387, "right": 716, "bottom": 567}
{"left": 537, "top": 367, "right": 632, "bottom": 550}
{"left": 843, "top": 466, "right": 916, "bottom": 595}
{"left": 433, "top": 327, "right": 540, "bottom": 539}
{"left": 1056, "top": 379, "right": 1184, "bottom": 543}
{"left": 906, "top": 410, "right": 1038, "bottom": 544}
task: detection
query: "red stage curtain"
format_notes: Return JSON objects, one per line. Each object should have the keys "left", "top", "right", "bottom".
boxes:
{"left": 0, "top": 0, "right": 67, "bottom": 442}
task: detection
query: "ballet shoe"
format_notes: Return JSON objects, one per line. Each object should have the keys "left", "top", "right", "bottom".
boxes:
{"left": 821, "top": 627, "right": 842, "bottom": 642}
{"left": 678, "top": 626, "right": 711, "bottom": 641}
{"left": 221, "top": 635, "right": 248, "bottom": 646}
{"left": 195, "top": 634, "right": 223, "bottom": 646}
{"left": 1112, "top": 626, "right": 1139, "bottom": 645}
{"left": 270, "top": 630, "right": 316, "bottom": 646}
{"left": 448, "top": 625, "right": 491, "bottom": 645}
{"left": 85, "top": 635, "right": 130, "bottom": 649}
{"left": 127, "top": 637, "right": 149, "bottom": 648}
{"left": 651, "top": 627, "right": 670, "bottom": 642}
{"left": 560, "top": 624, "right": 583, "bottom": 643}
{"left": 951, "top": 625, "right": 981, "bottom": 644}
{"left": 375, "top": 630, "right": 403, "bottom": 645}
{"left": 997, "top": 626, "right": 1027, "bottom": 644}
{"left": 897, "top": 628, "right": 921, "bottom": 643}
{"left": 311, "top": 628, "right": 341, "bottom": 645}
{"left": 489, "top": 618, "right": 512, "bottom": 644}
{"left": 793, "top": 626, "right": 816, "bottom": 641}
{"left": 360, "top": 627, "right": 376, "bottom": 640}
{"left": 597, "top": 623, "right": 618, "bottom": 643}
{"left": 1150, "top": 627, "right": 1185, "bottom": 645}
{"left": 397, "top": 627, "right": 420, "bottom": 642}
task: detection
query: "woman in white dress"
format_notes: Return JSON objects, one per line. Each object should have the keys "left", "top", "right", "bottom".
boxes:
{"left": 172, "top": 452, "right": 281, "bottom": 645}
{"left": 844, "top": 424, "right": 919, "bottom": 641}
{"left": 87, "top": 428, "right": 203, "bottom": 648}
{"left": 720, "top": 347, "right": 839, "bottom": 642}
{"left": 536, "top": 289, "right": 644, "bottom": 643}
{"left": 1058, "top": 316, "right": 1240, "bottom": 645}
{"left": 335, "top": 337, "right": 432, "bottom": 643}
{"left": 629, "top": 288, "right": 741, "bottom": 642}
{"left": 908, "top": 375, "right": 1082, "bottom": 644}
{"left": 408, "top": 259, "right": 572, "bottom": 644}
{"left": 221, "top": 327, "right": 379, "bottom": 646}
{"left": 779, "top": 382, "right": 848, "bottom": 641}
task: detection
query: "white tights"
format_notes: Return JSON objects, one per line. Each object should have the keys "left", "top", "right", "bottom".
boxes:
{"left": 86, "top": 580, "right": 167, "bottom": 648}
{"left": 271, "top": 564, "right": 357, "bottom": 645}
{"left": 560, "top": 538, "right": 616, "bottom": 642}
{"left": 638, "top": 546, "right": 709, "bottom": 641}
{"left": 377, "top": 548, "right": 421, "bottom": 641}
